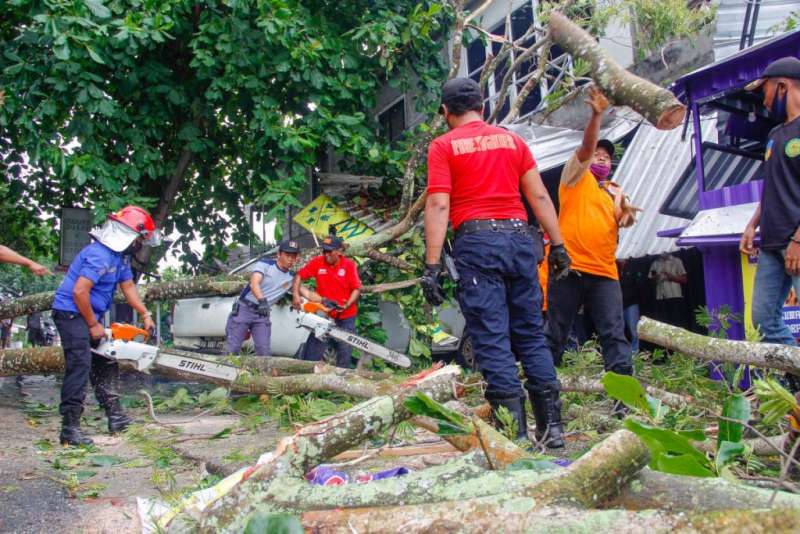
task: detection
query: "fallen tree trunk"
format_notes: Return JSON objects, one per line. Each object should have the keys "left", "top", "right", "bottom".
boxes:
{"left": 639, "top": 316, "right": 800, "bottom": 375}
{"left": 298, "top": 429, "right": 650, "bottom": 532}
{"left": 548, "top": 11, "right": 686, "bottom": 130}
{"left": 195, "top": 365, "right": 463, "bottom": 532}
{"left": 0, "top": 345, "right": 65, "bottom": 375}
{"left": 0, "top": 274, "right": 417, "bottom": 321}
{"left": 301, "top": 505, "right": 800, "bottom": 533}
{"left": 607, "top": 467, "right": 800, "bottom": 511}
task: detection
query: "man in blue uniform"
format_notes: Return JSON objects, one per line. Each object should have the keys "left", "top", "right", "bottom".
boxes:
{"left": 52, "top": 206, "right": 158, "bottom": 446}
{"left": 225, "top": 239, "right": 306, "bottom": 356}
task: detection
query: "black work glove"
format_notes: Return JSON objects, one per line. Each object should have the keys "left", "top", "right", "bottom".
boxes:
{"left": 421, "top": 263, "right": 446, "bottom": 306}
{"left": 257, "top": 298, "right": 271, "bottom": 317}
{"left": 322, "top": 298, "right": 344, "bottom": 312}
{"left": 548, "top": 243, "right": 572, "bottom": 281}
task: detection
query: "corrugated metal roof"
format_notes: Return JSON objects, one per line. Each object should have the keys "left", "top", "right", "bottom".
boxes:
{"left": 507, "top": 108, "right": 642, "bottom": 172}
{"left": 713, "top": 0, "right": 799, "bottom": 61}
{"left": 614, "top": 115, "right": 718, "bottom": 259}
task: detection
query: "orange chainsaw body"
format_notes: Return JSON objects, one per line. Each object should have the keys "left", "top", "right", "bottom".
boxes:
{"left": 109, "top": 322, "right": 150, "bottom": 342}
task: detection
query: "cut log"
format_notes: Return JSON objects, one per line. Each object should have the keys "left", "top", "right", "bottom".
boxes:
{"left": 195, "top": 365, "right": 463, "bottom": 531}
{"left": 0, "top": 346, "right": 65, "bottom": 376}
{"left": 264, "top": 452, "right": 560, "bottom": 512}
{"left": 638, "top": 316, "right": 800, "bottom": 375}
{"left": 607, "top": 467, "right": 800, "bottom": 511}
{"left": 297, "top": 429, "right": 650, "bottom": 532}
{"left": 548, "top": 11, "right": 686, "bottom": 130}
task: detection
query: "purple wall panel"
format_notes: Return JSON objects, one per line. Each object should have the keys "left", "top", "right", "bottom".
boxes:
{"left": 700, "top": 246, "right": 745, "bottom": 341}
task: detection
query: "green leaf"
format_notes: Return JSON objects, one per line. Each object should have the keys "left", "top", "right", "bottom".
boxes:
{"left": 404, "top": 392, "right": 472, "bottom": 436}
{"left": 654, "top": 453, "right": 716, "bottom": 477}
{"left": 85, "top": 0, "right": 111, "bottom": 18}
{"left": 718, "top": 393, "right": 751, "bottom": 446}
{"left": 86, "top": 47, "right": 105, "bottom": 65}
{"left": 89, "top": 454, "right": 124, "bottom": 467}
{"left": 716, "top": 440, "right": 746, "bottom": 471}
{"left": 244, "top": 512, "right": 304, "bottom": 534}
{"left": 76, "top": 470, "right": 98, "bottom": 480}
{"left": 623, "top": 419, "right": 709, "bottom": 464}
{"left": 601, "top": 372, "right": 652, "bottom": 417}
{"left": 210, "top": 427, "right": 232, "bottom": 440}
{"left": 54, "top": 44, "right": 70, "bottom": 61}
{"left": 676, "top": 429, "right": 707, "bottom": 442}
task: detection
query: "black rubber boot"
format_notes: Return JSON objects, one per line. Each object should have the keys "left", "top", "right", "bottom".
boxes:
{"left": 105, "top": 401, "right": 134, "bottom": 434}
{"left": 486, "top": 391, "right": 528, "bottom": 440}
{"left": 59, "top": 411, "right": 94, "bottom": 447}
{"left": 611, "top": 399, "right": 630, "bottom": 419}
{"left": 527, "top": 382, "right": 565, "bottom": 449}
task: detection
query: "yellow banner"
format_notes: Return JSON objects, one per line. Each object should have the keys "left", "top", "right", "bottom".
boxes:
{"left": 293, "top": 194, "right": 374, "bottom": 241}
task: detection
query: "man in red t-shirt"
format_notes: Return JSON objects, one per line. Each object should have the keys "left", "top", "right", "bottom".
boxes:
{"left": 422, "top": 77, "right": 571, "bottom": 448}
{"left": 292, "top": 235, "right": 362, "bottom": 368}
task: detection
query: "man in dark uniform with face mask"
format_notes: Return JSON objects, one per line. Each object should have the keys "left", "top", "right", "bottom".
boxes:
{"left": 742, "top": 57, "right": 800, "bottom": 384}
{"left": 52, "top": 206, "right": 159, "bottom": 446}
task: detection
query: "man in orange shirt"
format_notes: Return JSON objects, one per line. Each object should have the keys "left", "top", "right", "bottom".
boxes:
{"left": 547, "top": 86, "right": 634, "bottom": 386}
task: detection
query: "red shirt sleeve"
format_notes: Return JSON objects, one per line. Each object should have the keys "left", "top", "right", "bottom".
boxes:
{"left": 426, "top": 138, "right": 452, "bottom": 194}
{"left": 297, "top": 256, "right": 319, "bottom": 280}
{"left": 515, "top": 135, "right": 536, "bottom": 174}
{"left": 347, "top": 259, "right": 362, "bottom": 290}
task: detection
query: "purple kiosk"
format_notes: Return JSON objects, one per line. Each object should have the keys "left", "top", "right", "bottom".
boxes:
{"left": 658, "top": 30, "right": 800, "bottom": 358}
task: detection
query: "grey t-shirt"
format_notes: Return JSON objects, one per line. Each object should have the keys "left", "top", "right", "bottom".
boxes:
{"left": 242, "top": 260, "right": 294, "bottom": 306}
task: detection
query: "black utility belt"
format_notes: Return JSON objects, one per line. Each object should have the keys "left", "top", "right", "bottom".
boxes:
{"left": 238, "top": 298, "right": 260, "bottom": 309}
{"left": 52, "top": 310, "right": 82, "bottom": 320}
{"left": 456, "top": 218, "right": 530, "bottom": 237}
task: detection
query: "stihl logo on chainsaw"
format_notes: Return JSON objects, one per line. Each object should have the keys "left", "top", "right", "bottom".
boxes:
{"left": 346, "top": 335, "right": 370, "bottom": 350}
{"left": 178, "top": 359, "right": 207, "bottom": 372}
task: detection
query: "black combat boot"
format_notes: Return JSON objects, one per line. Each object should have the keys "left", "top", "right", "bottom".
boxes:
{"left": 486, "top": 391, "right": 528, "bottom": 440}
{"left": 59, "top": 411, "right": 94, "bottom": 447}
{"left": 527, "top": 382, "right": 565, "bottom": 449}
{"left": 105, "top": 400, "right": 134, "bottom": 434}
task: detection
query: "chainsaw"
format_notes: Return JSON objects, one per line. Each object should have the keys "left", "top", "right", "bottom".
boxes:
{"left": 92, "top": 323, "right": 240, "bottom": 383}
{"left": 296, "top": 302, "right": 411, "bottom": 368}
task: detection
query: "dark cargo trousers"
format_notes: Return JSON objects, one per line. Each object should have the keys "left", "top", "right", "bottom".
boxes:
{"left": 52, "top": 310, "right": 122, "bottom": 417}
{"left": 225, "top": 301, "right": 271, "bottom": 356}
{"left": 546, "top": 270, "right": 633, "bottom": 374}
{"left": 453, "top": 229, "right": 557, "bottom": 400}
{"left": 300, "top": 316, "right": 356, "bottom": 369}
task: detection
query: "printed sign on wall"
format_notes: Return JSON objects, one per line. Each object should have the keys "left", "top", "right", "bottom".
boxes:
{"left": 293, "top": 194, "right": 374, "bottom": 241}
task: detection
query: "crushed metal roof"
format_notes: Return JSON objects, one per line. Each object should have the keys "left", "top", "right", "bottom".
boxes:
{"left": 614, "top": 115, "right": 718, "bottom": 259}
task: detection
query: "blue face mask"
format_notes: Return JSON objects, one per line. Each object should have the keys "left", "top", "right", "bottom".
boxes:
{"left": 770, "top": 85, "right": 788, "bottom": 123}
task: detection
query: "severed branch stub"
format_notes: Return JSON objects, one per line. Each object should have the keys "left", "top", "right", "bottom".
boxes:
{"left": 548, "top": 11, "right": 686, "bottom": 130}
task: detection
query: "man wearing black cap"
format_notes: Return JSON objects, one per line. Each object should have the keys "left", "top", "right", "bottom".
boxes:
{"left": 422, "top": 77, "right": 571, "bottom": 448}
{"left": 292, "top": 235, "right": 362, "bottom": 368}
{"left": 225, "top": 239, "right": 303, "bottom": 356}
{"left": 546, "top": 86, "right": 637, "bottom": 411}
{"left": 741, "top": 57, "right": 800, "bottom": 360}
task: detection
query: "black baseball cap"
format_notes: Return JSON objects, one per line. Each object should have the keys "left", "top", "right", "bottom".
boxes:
{"left": 745, "top": 56, "right": 800, "bottom": 91}
{"left": 278, "top": 239, "right": 301, "bottom": 253}
{"left": 321, "top": 235, "right": 343, "bottom": 251}
{"left": 439, "top": 77, "right": 482, "bottom": 113}
{"left": 596, "top": 139, "right": 616, "bottom": 159}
